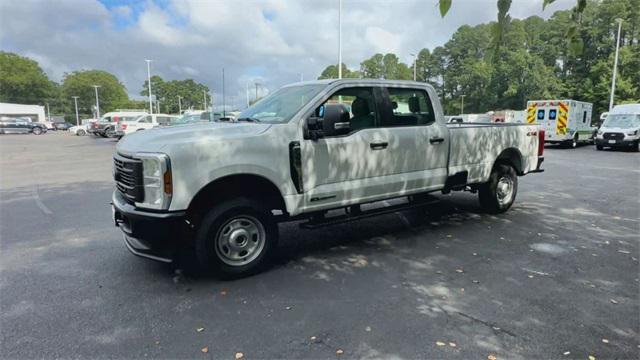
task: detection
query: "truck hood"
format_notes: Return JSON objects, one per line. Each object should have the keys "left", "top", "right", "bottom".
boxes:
{"left": 600, "top": 126, "right": 640, "bottom": 133}
{"left": 116, "top": 122, "right": 272, "bottom": 156}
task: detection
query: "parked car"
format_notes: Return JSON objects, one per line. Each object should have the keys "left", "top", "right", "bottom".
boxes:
{"left": 114, "top": 114, "right": 178, "bottom": 137}
{"left": 69, "top": 119, "right": 97, "bottom": 136}
{"left": 0, "top": 117, "right": 47, "bottom": 135}
{"left": 112, "top": 79, "right": 545, "bottom": 277}
{"left": 53, "top": 122, "right": 74, "bottom": 131}
{"left": 87, "top": 111, "right": 147, "bottom": 138}
{"left": 595, "top": 104, "right": 640, "bottom": 151}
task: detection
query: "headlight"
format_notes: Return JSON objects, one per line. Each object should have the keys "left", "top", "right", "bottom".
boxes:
{"left": 597, "top": 130, "right": 603, "bottom": 135}
{"left": 627, "top": 130, "right": 638, "bottom": 136}
{"left": 135, "top": 152, "right": 172, "bottom": 210}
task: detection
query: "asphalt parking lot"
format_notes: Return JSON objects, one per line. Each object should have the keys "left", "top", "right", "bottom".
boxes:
{"left": 1, "top": 132, "right": 638, "bottom": 359}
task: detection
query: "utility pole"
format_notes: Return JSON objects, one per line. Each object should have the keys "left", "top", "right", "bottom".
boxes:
{"left": 72, "top": 96, "right": 80, "bottom": 125}
{"left": 609, "top": 18, "right": 623, "bottom": 111}
{"left": 246, "top": 82, "right": 250, "bottom": 108}
{"left": 177, "top": 96, "right": 182, "bottom": 114}
{"left": 145, "top": 59, "right": 153, "bottom": 114}
{"left": 338, "top": 0, "right": 342, "bottom": 79}
{"left": 92, "top": 85, "right": 101, "bottom": 119}
{"left": 222, "top": 68, "right": 226, "bottom": 117}
{"left": 46, "top": 103, "right": 51, "bottom": 122}
{"left": 460, "top": 95, "right": 466, "bottom": 115}
{"left": 255, "top": 83, "right": 259, "bottom": 101}
{"left": 411, "top": 53, "right": 417, "bottom": 81}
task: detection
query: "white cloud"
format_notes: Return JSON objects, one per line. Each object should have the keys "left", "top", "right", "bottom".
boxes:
{"left": 0, "top": 0, "right": 576, "bottom": 105}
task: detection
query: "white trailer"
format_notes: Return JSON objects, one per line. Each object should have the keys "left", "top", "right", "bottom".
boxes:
{"left": 526, "top": 100, "right": 594, "bottom": 148}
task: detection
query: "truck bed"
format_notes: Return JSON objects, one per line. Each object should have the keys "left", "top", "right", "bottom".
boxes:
{"left": 446, "top": 123, "right": 540, "bottom": 184}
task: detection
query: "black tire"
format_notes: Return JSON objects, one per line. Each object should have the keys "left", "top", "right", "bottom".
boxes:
{"left": 596, "top": 145, "right": 603, "bottom": 150}
{"left": 194, "top": 197, "right": 277, "bottom": 278}
{"left": 478, "top": 164, "right": 518, "bottom": 214}
{"left": 77, "top": 129, "right": 86, "bottom": 136}
{"left": 32, "top": 127, "right": 43, "bottom": 135}
{"left": 99, "top": 132, "right": 108, "bottom": 138}
{"left": 634, "top": 141, "right": 640, "bottom": 153}
{"left": 570, "top": 135, "right": 578, "bottom": 148}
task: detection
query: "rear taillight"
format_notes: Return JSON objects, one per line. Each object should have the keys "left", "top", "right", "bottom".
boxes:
{"left": 121, "top": 124, "right": 127, "bottom": 130}
{"left": 114, "top": 116, "right": 119, "bottom": 123}
{"left": 538, "top": 128, "right": 545, "bottom": 156}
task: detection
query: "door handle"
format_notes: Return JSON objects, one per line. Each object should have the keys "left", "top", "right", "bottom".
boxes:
{"left": 370, "top": 142, "right": 388, "bottom": 150}
{"left": 429, "top": 137, "right": 445, "bottom": 144}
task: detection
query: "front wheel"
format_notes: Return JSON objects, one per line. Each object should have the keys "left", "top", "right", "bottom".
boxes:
{"left": 32, "top": 127, "right": 43, "bottom": 135}
{"left": 478, "top": 164, "right": 518, "bottom": 214}
{"left": 194, "top": 198, "right": 277, "bottom": 278}
{"left": 596, "top": 144, "right": 603, "bottom": 150}
{"left": 77, "top": 129, "right": 86, "bottom": 136}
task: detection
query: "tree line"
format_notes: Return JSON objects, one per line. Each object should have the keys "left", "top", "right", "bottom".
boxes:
{"left": 318, "top": 0, "right": 639, "bottom": 117}
{"left": 0, "top": 52, "right": 211, "bottom": 121}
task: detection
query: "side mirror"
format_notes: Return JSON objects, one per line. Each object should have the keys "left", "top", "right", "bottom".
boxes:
{"left": 322, "top": 104, "right": 350, "bottom": 136}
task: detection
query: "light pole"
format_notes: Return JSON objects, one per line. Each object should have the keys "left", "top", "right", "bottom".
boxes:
{"left": 460, "top": 95, "right": 466, "bottom": 115}
{"left": 222, "top": 68, "right": 226, "bottom": 117}
{"left": 410, "top": 53, "right": 417, "bottom": 81}
{"left": 92, "top": 85, "right": 101, "bottom": 119}
{"left": 177, "top": 96, "right": 182, "bottom": 114}
{"left": 609, "top": 18, "right": 623, "bottom": 111}
{"left": 338, "top": 0, "right": 342, "bottom": 79}
{"left": 145, "top": 59, "right": 153, "bottom": 114}
{"left": 46, "top": 102, "right": 51, "bottom": 122}
{"left": 246, "top": 81, "right": 250, "bottom": 108}
{"left": 72, "top": 96, "right": 79, "bottom": 125}
{"left": 203, "top": 90, "right": 207, "bottom": 110}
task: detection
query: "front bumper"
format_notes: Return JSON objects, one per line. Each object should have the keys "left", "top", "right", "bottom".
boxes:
{"left": 596, "top": 138, "right": 638, "bottom": 148}
{"left": 112, "top": 191, "right": 186, "bottom": 263}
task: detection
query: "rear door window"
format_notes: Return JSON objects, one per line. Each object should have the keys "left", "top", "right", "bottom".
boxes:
{"left": 548, "top": 109, "right": 557, "bottom": 120}
{"left": 537, "top": 109, "right": 546, "bottom": 121}
{"left": 384, "top": 88, "right": 435, "bottom": 127}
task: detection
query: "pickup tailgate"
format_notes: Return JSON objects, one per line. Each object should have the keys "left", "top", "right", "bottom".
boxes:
{"left": 447, "top": 123, "right": 541, "bottom": 184}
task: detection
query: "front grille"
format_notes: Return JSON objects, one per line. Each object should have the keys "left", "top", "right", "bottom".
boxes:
{"left": 114, "top": 153, "right": 143, "bottom": 204}
{"left": 603, "top": 132, "right": 624, "bottom": 140}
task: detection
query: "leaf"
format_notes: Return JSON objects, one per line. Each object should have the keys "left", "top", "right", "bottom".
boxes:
{"left": 197, "top": 327, "right": 205, "bottom": 332}
{"left": 436, "top": 341, "right": 446, "bottom": 347}
{"left": 201, "top": 347, "right": 209, "bottom": 353}
{"left": 563, "top": 351, "right": 571, "bottom": 355}
{"left": 543, "top": 0, "right": 556, "bottom": 10}
{"left": 235, "top": 352, "right": 244, "bottom": 360}
{"left": 610, "top": 299, "right": 618, "bottom": 304}
{"left": 449, "top": 342, "right": 457, "bottom": 347}
{"left": 588, "top": 356, "right": 596, "bottom": 360}
{"left": 568, "top": 37, "right": 584, "bottom": 55}
{"left": 456, "top": 269, "right": 464, "bottom": 273}
{"left": 488, "top": 354, "right": 497, "bottom": 360}
{"left": 602, "top": 339, "right": 609, "bottom": 344}
{"left": 439, "top": 0, "right": 452, "bottom": 18}
{"left": 336, "top": 349, "right": 344, "bottom": 355}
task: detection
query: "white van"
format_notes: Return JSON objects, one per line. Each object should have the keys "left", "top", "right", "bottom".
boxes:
{"left": 595, "top": 104, "right": 640, "bottom": 152}
{"left": 527, "top": 100, "right": 594, "bottom": 148}
{"left": 115, "top": 113, "right": 177, "bottom": 137}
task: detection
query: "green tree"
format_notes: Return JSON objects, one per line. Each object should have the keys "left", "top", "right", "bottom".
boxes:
{"left": 141, "top": 76, "right": 211, "bottom": 113}
{"left": 61, "top": 70, "right": 129, "bottom": 117}
{"left": 317, "top": 63, "right": 360, "bottom": 79}
{"left": 0, "top": 51, "right": 56, "bottom": 104}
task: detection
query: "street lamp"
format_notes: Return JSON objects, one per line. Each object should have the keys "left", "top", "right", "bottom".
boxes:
{"left": 177, "top": 96, "right": 182, "bottom": 114}
{"left": 338, "top": 0, "right": 342, "bottom": 79}
{"left": 410, "top": 53, "right": 417, "bottom": 81}
{"left": 145, "top": 59, "right": 153, "bottom": 114}
{"left": 222, "top": 68, "right": 226, "bottom": 117}
{"left": 45, "top": 102, "right": 51, "bottom": 122}
{"left": 203, "top": 90, "right": 207, "bottom": 110}
{"left": 72, "top": 96, "right": 80, "bottom": 126}
{"left": 92, "top": 85, "right": 101, "bottom": 119}
{"left": 460, "top": 95, "right": 466, "bottom": 115}
{"left": 609, "top": 18, "right": 623, "bottom": 111}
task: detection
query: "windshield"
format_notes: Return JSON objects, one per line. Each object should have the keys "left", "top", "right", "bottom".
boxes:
{"left": 237, "top": 84, "right": 325, "bottom": 124}
{"left": 602, "top": 114, "right": 640, "bottom": 129}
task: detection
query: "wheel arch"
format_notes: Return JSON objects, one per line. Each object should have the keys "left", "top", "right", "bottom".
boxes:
{"left": 187, "top": 174, "right": 287, "bottom": 225}
{"left": 494, "top": 147, "right": 524, "bottom": 175}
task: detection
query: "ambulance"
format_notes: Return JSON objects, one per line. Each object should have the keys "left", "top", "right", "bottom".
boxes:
{"left": 526, "top": 100, "right": 594, "bottom": 148}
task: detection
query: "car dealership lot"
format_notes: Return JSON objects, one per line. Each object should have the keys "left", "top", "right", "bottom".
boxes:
{"left": 1, "top": 133, "right": 638, "bottom": 359}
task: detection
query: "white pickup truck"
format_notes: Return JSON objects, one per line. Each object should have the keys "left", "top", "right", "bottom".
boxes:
{"left": 112, "top": 79, "right": 544, "bottom": 277}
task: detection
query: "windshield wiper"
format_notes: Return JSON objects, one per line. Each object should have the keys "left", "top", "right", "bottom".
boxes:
{"left": 237, "top": 117, "right": 261, "bottom": 123}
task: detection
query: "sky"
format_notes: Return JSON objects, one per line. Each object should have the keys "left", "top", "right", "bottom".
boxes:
{"left": 0, "top": 0, "right": 575, "bottom": 108}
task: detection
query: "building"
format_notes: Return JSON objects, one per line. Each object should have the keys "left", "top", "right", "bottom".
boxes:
{"left": 0, "top": 102, "right": 46, "bottom": 123}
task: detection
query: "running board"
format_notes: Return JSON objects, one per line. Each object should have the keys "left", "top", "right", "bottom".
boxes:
{"left": 299, "top": 198, "right": 439, "bottom": 230}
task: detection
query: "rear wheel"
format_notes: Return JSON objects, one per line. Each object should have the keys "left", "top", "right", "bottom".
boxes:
{"left": 194, "top": 197, "right": 277, "bottom": 278}
{"left": 32, "top": 127, "right": 43, "bottom": 135}
{"left": 77, "top": 129, "right": 86, "bottom": 136}
{"left": 478, "top": 164, "right": 518, "bottom": 214}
